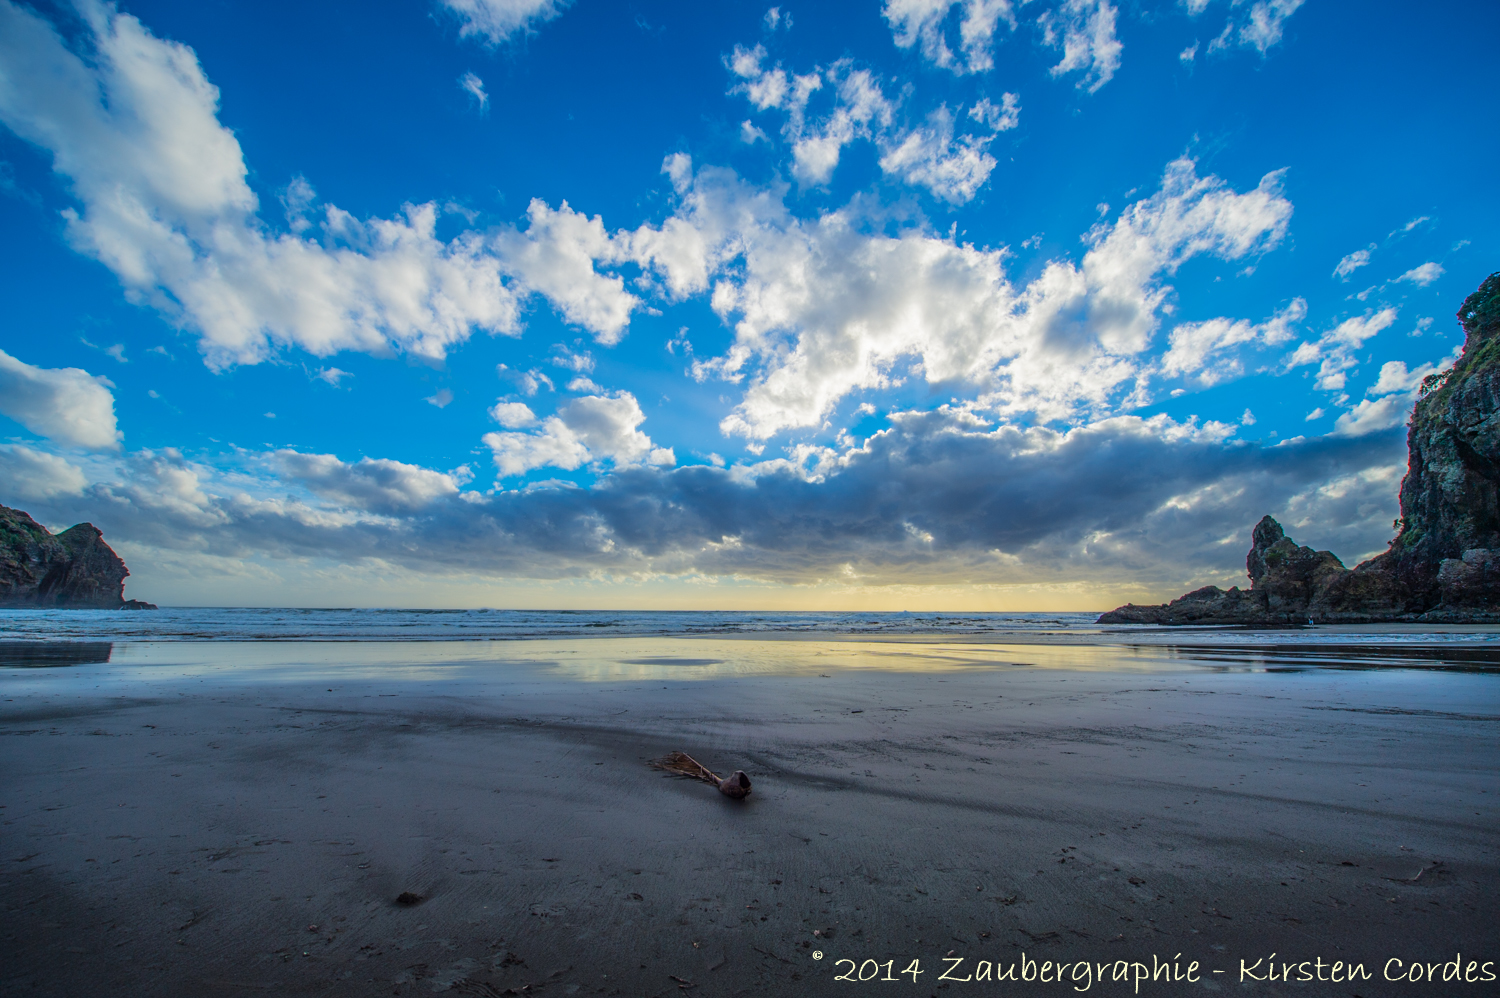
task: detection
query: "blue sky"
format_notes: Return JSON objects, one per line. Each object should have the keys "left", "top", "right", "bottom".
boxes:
{"left": 0, "top": 0, "right": 1494, "bottom": 608}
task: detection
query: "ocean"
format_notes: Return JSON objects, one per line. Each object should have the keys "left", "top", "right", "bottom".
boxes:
{"left": 2, "top": 605, "right": 1498, "bottom": 645}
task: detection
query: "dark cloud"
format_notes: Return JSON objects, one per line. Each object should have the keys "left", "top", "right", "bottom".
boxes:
{"left": 10, "top": 413, "right": 1407, "bottom": 593}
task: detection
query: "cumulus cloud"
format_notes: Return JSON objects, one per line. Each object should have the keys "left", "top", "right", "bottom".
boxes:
{"left": 489, "top": 401, "right": 539, "bottom": 427}
{"left": 1160, "top": 298, "right": 1305, "bottom": 385}
{"left": 1397, "top": 262, "right": 1444, "bottom": 287}
{"left": 726, "top": 46, "right": 1007, "bottom": 202}
{"left": 878, "top": 106, "right": 998, "bottom": 204}
{"left": 277, "top": 451, "right": 466, "bottom": 512}
{"left": 627, "top": 156, "right": 1290, "bottom": 439}
{"left": 1332, "top": 353, "right": 1458, "bottom": 438}
{"left": 0, "top": 1, "right": 646, "bottom": 369}
{"left": 729, "top": 50, "right": 897, "bottom": 188}
{"left": 439, "top": 0, "right": 570, "bottom": 45}
{"left": 1284, "top": 308, "right": 1397, "bottom": 391}
{"left": 491, "top": 201, "right": 641, "bottom": 343}
{"left": 482, "top": 392, "right": 674, "bottom": 477}
{"left": 0, "top": 349, "right": 121, "bottom": 450}
{"left": 0, "top": 445, "right": 89, "bottom": 501}
{"left": 882, "top": 0, "right": 1017, "bottom": 75}
{"left": 1332, "top": 394, "right": 1415, "bottom": 438}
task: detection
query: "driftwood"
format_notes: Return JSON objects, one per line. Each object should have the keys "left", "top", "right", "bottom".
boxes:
{"left": 650, "top": 751, "right": 752, "bottom": 799}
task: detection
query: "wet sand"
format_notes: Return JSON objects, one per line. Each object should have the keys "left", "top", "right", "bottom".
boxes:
{"left": 2, "top": 637, "right": 1498, "bottom": 996}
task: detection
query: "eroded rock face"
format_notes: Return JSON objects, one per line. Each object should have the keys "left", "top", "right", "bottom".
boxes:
{"left": 1100, "top": 272, "right": 1500, "bottom": 625}
{"left": 1361, "top": 272, "right": 1500, "bottom": 614}
{"left": 0, "top": 504, "right": 153, "bottom": 609}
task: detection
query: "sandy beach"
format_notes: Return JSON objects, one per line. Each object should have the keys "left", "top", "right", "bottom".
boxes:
{"left": 3, "top": 635, "right": 1498, "bottom": 997}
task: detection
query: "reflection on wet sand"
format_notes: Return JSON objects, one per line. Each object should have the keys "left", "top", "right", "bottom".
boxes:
{"left": 1160, "top": 642, "right": 1500, "bottom": 672}
{"left": 2, "top": 635, "right": 1497, "bottom": 686}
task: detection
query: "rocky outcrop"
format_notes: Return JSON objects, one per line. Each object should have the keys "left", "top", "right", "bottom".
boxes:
{"left": 1101, "top": 272, "right": 1500, "bottom": 625}
{"left": 0, "top": 504, "right": 154, "bottom": 609}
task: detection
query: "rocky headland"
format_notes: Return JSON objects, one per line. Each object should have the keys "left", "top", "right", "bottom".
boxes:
{"left": 0, "top": 504, "right": 154, "bottom": 609}
{"left": 1101, "top": 271, "right": 1500, "bottom": 625}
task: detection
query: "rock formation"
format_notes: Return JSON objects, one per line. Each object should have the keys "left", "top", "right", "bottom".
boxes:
{"left": 1100, "top": 271, "right": 1500, "bottom": 625}
{"left": 0, "top": 504, "right": 155, "bottom": 609}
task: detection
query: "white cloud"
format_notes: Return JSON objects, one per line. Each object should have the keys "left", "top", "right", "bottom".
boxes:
{"left": 550, "top": 345, "right": 595, "bottom": 372}
{"left": 1038, "top": 0, "right": 1123, "bottom": 93}
{"left": 424, "top": 388, "right": 454, "bottom": 408}
{"left": 0, "top": 445, "right": 89, "bottom": 501}
{"left": 1397, "top": 262, "right": 1444, "bottom": 287}
{"left": 489, "top": 401, "right": 539, "bottom": 428}
{"left": 1160, "top": 298, "right": 1305, "bottom": 385}
{"left": 1285, "top": 308, "right": 1398, "bottom": 391}
{"left": 623, "top": 156, "right": 1291, "bottom": 440}
{"left": 1332, "top": 351, "right": 1459, "bottom": 438}
{"left": 0, "top": 1, "right": 525, "bottom": 369}
{"left": 482, "top": 393, "right": 674, "bottom": 477}
{"left": 1179, "top": 41, "right": 1199, "bottom": 64}
{"left": 883, "top": 0, "right": 1122, "bottom": 92}
{"left": 314, "top": 366, "right": 352, "bottom": 386}
{"left": 0, "top": 2, "right": 654, "bottom": 370}
{"left": 491, "top": 200, "right": 641, "bottom": 343}
{"left": 882, "top": 0, "right": 1017, "bottom": 75}
{"left": 1237, "top": 0, "right": 1305, "bottom": 54}
{"left": 1368, "top": 358, "right": 1437, "bottom": 397}
{"left": 458, "top": 71, "right": 489, "bottom": 111}
{"left": 1333, "top": 245, "right": 1373, "bottom": 279}
{"left": 878, "top": 106, "right": 998, "bottom": 204}
{"left": 788, "top": 64, "right": 896, "bottom": 187}
{"left": 1208, "top": 0, "right": 1304, "bottom": 56}
{"left": 728, "top": 49, "right": 1011, "bottom": 202}
{"left": 1331, "top": 394, "right": 1413, "bottom": 438}
{"left": 439, "top": 0, "right": 570, "bottom": 45}
{"left": 277, "top": 451, "right": 465, "bottom": 512}
{"left": 498, "top": 364, "right": 554, "bottom": 396}
{"left": 0, "top": 349, "right": 121, "bottom": 450}
{"left": 967, "top": 93, "right": 1021, "bottom": 131}
{"left": 1389, "top": 216, "right": 1430, "bottom": 238}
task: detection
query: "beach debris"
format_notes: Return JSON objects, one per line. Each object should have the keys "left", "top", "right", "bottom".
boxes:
{"left": 650, "top": 751, "right": 751, "bottom": 799}
{"left": 396, "top": 891, "right": 426, "bottom": 906}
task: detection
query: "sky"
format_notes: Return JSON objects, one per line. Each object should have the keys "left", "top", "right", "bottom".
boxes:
{"left": 0, "top": 0, "right": 1495, "bottom": 610}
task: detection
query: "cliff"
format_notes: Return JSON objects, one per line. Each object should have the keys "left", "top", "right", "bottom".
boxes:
{"left": 1100, "top": 271, "right": 1500, "bottom": 625}
{"left": 0, "top": 504, "right": 154, "bottom": 609}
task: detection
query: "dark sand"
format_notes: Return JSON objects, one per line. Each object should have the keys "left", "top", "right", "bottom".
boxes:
{"left": 2, "top": 636, "right": 1498, "bottom": 996}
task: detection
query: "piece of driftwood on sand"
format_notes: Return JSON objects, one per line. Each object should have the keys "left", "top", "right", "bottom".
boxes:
{"left": 649, "top": 751, "right": 752, "bottom": 799}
